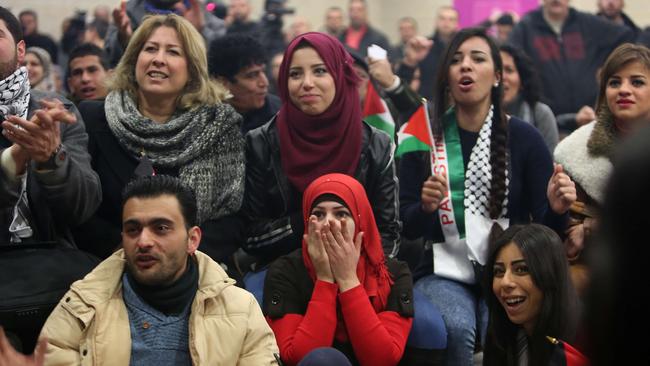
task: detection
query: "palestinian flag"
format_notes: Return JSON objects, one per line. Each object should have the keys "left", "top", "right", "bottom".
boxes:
{"left": 395, "top": 100, "right": 434, "bottom": 157}
{"left": 363, "top": 82, "right": 395, "bottom": 141}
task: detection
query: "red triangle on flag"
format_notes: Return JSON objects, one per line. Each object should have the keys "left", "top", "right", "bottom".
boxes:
{"left": 363, "top": 82, "right": 387, "bottom": 117}
{"left": 403, "top": 105, "right": 433, "bottom": 147}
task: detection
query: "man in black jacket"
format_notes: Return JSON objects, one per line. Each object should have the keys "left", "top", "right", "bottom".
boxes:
{"left": 508, "top": 0, "right": 634, "bottom": 133}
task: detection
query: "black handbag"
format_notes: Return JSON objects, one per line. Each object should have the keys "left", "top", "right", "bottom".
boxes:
{"left": 0, "top": 244, "right": 100, "bottom": 351}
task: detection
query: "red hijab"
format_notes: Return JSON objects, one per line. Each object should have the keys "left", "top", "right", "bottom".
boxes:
{"left": 301, "top": 173, "right": 392, "bottom": 312}
{"left": 276, "top": 32, "right": 363, "bottom": 192}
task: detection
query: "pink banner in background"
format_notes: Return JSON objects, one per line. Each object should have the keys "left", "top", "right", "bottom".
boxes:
{"left": 454, "top": 0, "right": 539, "bottom": 28}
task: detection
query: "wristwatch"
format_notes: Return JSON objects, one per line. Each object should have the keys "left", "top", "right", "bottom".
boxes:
{"left": 36, "top": 144, "right": 67, "bottom": 170}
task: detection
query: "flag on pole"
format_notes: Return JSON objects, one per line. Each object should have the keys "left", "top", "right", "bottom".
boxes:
{"left": 363, "top": 82, "right": 395, "bottom": 141}
{"left": 395, "top": 99, "right": 434, "bottom": 157}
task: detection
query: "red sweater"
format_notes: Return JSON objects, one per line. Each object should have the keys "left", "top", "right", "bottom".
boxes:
{"left": 264, "top": 256, "right": 414, "bottom": 366}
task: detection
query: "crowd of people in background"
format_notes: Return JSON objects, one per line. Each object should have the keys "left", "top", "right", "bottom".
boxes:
{"left": 1, "top": 0, "right": 649, "bottom": 365}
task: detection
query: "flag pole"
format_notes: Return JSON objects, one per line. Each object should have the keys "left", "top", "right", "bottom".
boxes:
{"left": 423, "top": 98, "right": 436, "bottom": 177}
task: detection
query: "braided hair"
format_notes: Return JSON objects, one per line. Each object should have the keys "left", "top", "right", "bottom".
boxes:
{"left": 431, "top": 27, "right": 508, "bottom": 219}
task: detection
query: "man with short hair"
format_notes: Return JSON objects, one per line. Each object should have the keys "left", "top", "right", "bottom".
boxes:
{"left": 321, "top": 6, "right": 345, "bottom": 38}
{"left": 66, "top": 43, "right": 110, "bottom": 103}
{"left": 92, "top": 5, "right": 111, "bottom": 24}
{"left": 208, "top": 33, "right": 280, "bottom": 133}
{"left": 18, "top": 10, "right": 58, "bottom": 64}
{"left": 396, "top": 6, "right": 459, "bottom": 101}
{"left": 597, "top": 0, "right": 639, "bottom": 38}
{"left": 0, "top": 6, "right": 101, "bottom": 247}
{"left": 339, "top": 0, "right": 392, "bottom": 60}
{"left": 509, "top": 0, "right": 634, "bottom": 133}
{"left": 393, "top": 17, "right": 418, "bottom": 61}
{"left": 0, "top": 6, "right": 101, "bottom": 352}
{"left": 38, "top": 175, "right": 279, "bottom": 365}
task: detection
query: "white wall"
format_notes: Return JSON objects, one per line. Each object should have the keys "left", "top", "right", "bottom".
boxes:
{"left": 4, "top": 0, "right": 649, "bottom": 45}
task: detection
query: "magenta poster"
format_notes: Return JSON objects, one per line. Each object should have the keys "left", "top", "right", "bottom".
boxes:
{"left": 454, "top": 0, "right": 539, "bottom": 28}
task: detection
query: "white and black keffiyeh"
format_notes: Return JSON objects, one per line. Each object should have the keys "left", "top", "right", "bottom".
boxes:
{"left": 0, "top": 67, "right": 33, "bottom": 242}
{"left": 464, "top": 105, "right": 509, "bottom": 219}
{"left": 0, "top": 67, "right": 30, "bottom": 120}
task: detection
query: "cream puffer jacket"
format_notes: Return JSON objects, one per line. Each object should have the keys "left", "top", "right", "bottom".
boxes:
{"left": 41, "top": 249, "right": 279, "bottom": 365}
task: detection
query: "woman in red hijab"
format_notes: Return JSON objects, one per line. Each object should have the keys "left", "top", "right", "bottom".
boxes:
{"left": 263, "top": 173, "right": 413, "bottom": 366}
{"left": 242, "top": 32, "right": 399, "bottom": 266}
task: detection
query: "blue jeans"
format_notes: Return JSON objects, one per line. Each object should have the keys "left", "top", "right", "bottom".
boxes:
{"left": 297, "top": 347, "right": 352, "bottom": 366}
{"left": 414, "top": 274, "right": 488, "bottom": 366}
{"left": 408, "top": 288, "right": 447, "bottom": 350}
{"left": 243, "top": 267, "right": 268, "bottom": 305}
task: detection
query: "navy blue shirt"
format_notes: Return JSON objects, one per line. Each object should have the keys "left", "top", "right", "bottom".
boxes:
{"left": 398, "top": 117, "right": 567, "bottom": 278}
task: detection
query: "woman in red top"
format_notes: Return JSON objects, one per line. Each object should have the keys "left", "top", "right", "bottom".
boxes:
{"left": 263, "top": 173, "right": 413, "bottom": 366}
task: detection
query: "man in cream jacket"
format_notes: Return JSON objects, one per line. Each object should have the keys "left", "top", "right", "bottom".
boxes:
{"left": 3, "top": 175, "right": 279, "bottom": 365}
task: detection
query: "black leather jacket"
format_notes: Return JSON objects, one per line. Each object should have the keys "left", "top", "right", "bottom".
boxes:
{"left": 242, "top": 118, "right": 400, "bottom": 263}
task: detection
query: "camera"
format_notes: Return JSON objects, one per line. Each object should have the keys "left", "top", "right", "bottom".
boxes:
{"left": 263, "top": 0, "right": 294, "bottom": 21}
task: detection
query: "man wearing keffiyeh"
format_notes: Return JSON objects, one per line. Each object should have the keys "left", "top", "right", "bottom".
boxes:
{"left": 0, "top": 6, "right": 101, "bottom": 247}
{"left": 0, "top": 5, "right": 102, "bottom": 354}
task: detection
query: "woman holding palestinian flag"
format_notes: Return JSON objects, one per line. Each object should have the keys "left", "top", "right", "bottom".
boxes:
{"left": 397, "top": 28, "right": 576, "bottom": 365}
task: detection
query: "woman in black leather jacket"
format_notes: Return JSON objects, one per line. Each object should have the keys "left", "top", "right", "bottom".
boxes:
{"left": 241, "top": 32, "right": 400, "bottom": 267}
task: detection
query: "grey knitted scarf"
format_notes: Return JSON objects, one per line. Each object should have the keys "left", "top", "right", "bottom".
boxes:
{"left": 104, "top": 90, "right": 244, "bottom": 222}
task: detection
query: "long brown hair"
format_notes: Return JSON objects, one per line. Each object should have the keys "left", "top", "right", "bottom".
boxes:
{"left": 595, "top": 43, "right": 650, "bottom": 125}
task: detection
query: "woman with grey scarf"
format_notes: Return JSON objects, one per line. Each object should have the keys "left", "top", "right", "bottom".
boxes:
{"left": 73, "top": 14, "right": 245, "bottom": 263}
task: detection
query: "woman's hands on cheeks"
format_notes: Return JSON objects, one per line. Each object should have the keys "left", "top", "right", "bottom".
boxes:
{"left": 304, "top": 215, "right": 334, "bottom": 283}
{"left": 322, "top": 218, "right": 363, "bottom": 292}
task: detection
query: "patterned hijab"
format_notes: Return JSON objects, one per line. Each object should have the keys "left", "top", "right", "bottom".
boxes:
{"left": 301, "top": 173, "right": 392, "bottom": 312}
{"left": 276, "top": 32, "right": 362, "bottom": 192}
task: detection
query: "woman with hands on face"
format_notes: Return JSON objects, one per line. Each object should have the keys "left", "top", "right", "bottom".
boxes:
{"left": 263, "top": 173, "right": 414, "bottom": 366}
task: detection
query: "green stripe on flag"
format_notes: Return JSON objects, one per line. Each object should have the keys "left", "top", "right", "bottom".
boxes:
{"left": 395, "top": 136, "right": 431, "bottom": 157}
{"left": 365, "top": 115, "right": 395, "bottom": 140}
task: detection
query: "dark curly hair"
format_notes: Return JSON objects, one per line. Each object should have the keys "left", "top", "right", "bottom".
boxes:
{"left": 208, "top": 33, "right": 267, "bottom": 82}
{"left": 499, "top": 44, "right": 543, "bottom": 107}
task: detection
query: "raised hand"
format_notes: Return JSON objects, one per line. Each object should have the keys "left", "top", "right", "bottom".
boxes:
{"left": 112, "top": 0, "right": 133, "bottom": 47}
{"left": 421, "top": 174, "right": 448, "bottom": 213}
{"left": 176, "top": 0, "right": 205, "bottom": 32}
{"left": 367, "top": 58, "right": 397, "bottom": 89}
{"left": 547, "top": 164, "right": 576, "bottom": 214}
{"left": 403, "top": 36, "right": 433, "bottom": 67}
{"left": 322, "top": 218, "right": 363, "bottom": 292}
{"left": 304, "top": 215, "right": 333, "bottom": 283}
